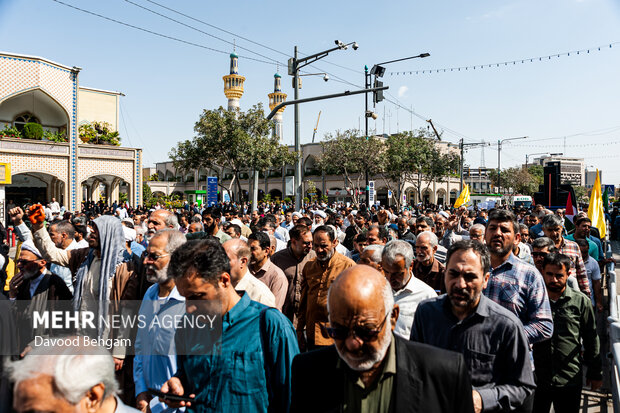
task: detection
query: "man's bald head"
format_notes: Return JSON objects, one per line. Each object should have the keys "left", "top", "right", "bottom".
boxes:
{"left": 148, "top": 209, "right": 178, "bottom": 235}
{"left": 327, "top": 265, "right": 393, "bottom": 322}
{"left": 223, "top": 238, "right": 251, "bottom": 286}
{"left": 326, "top": 265, "right": 396, "bottom": 372}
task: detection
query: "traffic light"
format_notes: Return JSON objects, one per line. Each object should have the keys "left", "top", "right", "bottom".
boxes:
{"left": 373, "top": 79, "right": 384, "bottom": 104}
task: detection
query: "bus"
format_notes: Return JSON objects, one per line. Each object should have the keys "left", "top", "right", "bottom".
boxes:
{"left": 507, "top": 195, "right": 533, "bottom": 209}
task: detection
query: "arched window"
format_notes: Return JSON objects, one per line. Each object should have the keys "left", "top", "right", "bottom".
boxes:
{"left": 13, "top": 113, "right": 40, "bottom": 132}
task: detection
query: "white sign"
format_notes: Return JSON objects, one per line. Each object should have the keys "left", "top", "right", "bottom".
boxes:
{"left": 387, "top": 190, "right": 392, "bottom": 199}
{"left": 368, "top": 181, "right": 375, "bottom": 205}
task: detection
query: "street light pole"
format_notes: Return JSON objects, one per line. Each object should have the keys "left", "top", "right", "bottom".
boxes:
{"left": 364, "top": 65, "right": 370, "bottom": 207}
{"left": 497, "top": 136, "right": 527, "bottom": 194}
{"left": 290, "top": 41, "right": 358, "bottom": 211}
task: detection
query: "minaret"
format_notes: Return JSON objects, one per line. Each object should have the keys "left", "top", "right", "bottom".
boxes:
{"left": 268, "top": 72, "right": 287, "bottom": 139}
{"left": 223, "top": 52, "right": 245, "bottom": 111}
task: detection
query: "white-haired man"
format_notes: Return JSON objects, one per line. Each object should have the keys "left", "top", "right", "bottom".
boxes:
{"left": 7, "top": 339, "right": 140, "bottom": 412}
{"left": 381, "top": 240, "right": 436, "bottom": 339}
{"left": 134, "top": 229, "right": 187, "bottom": 413}
{"left": 413, "top": 231, "right": 446, "bottom": 293}
{"left": 359, "top": 244, "right": 384, "bottom": 273}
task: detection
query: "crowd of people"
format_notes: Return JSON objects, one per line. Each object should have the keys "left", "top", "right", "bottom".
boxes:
{"left": 0, "top": 197, "right": 611, "bottom": 413}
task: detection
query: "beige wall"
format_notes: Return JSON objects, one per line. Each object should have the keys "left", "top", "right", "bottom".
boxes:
{"left": 78, "top": 88, "right": 120, "bottom": 131}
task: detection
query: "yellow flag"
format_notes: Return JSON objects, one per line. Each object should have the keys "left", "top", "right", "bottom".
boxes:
{"left": 454, "top": 184, "right": 470, "bottom": 208}
{"left": 587, "top": 169, "right": 606, "bottom": 238}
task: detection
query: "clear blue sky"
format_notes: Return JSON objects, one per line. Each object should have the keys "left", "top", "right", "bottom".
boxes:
{"left": 2, "top": 0, "right": 620, "bottom": 183}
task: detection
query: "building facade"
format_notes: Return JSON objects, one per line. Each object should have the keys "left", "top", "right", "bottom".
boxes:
{"left": 533, "top": 155, "right": 585, "bottom": 186}
{"left": 0, "top": 51, "right": 142, "bottom": 210}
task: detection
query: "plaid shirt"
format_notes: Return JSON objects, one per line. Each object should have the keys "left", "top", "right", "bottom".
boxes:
{"left": 483, "top": 253, "right": 553, "bottom": 344}
{"left": 559, "top": 238, "right": 591, "bottom": 297}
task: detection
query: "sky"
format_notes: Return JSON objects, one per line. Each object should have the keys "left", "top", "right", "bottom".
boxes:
{"left": 2, "top": 0, "right": 620, "bottom": 183}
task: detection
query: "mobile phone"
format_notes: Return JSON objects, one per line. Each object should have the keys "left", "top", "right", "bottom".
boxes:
{"left": 147, "top": 388, "right": 195, "bottom": 403}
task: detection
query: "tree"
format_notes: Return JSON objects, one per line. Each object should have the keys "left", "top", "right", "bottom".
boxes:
{"left": 383, "top": 129, "right": 459, "bottom": 206}
{"left": 488, "top": 165, "right": 543, "bottom": 195}
{"left": 574, "top": 185, "right": 588, "bottom": 203}
{"left": 142, "top": 181, "right": 152, "bottom": 206}
{"left": 316, "top": 129, "right": 385, "bottom": 205}
{"left": 170, "top": 104, "right": 296, "bottom": 202}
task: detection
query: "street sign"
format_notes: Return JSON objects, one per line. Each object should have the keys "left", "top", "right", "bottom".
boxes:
{"left": 387, "top": 190, "right": 392, "bottom": 199}
{"left": 207, "top": 177, "right": 218, "bottom": 207}
{"left": 368, "top": 181, "right": 375, "bottom": 205}
{"left": 604, "top": 185, "right": 615, "bottom": 195}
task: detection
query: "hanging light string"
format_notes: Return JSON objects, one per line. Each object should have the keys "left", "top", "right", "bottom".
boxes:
{"left": 388, "top": 41, "right": 619, "bottom": 76}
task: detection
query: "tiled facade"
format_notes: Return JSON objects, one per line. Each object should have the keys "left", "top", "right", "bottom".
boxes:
{"left": 0, "top": 51, "right": 142, "bottom": 209}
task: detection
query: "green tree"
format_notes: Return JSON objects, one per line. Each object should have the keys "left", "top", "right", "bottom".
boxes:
{"left": 383, "top": 129, "right": 459, "bottom": 206}
{"left": 488, "top": 165, "right": 542, "bottom": 195}
{"left": 316, "top": 129, "right": 385, "bottom": 205}
{"left": 574, "top": 185, "right": 588, "bottom": 203}
{"left": 142, "top": 180, "right": 152, "bottom": 206}
{"left": 170, "top": 104, "right": 296, "bottom": 202}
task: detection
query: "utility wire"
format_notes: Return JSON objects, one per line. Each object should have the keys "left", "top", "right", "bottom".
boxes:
{"left": 50, "top": 0, "right": 275, "bottom": 64}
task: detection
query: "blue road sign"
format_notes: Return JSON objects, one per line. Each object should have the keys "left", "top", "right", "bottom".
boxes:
{"left": 207, "top": 177, "right": 218, "bottom": 206}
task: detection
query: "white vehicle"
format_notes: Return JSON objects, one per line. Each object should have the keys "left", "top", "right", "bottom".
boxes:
{"left": 468, "top": 194, "right": 503, "bottom": 209}
{"left": 506, "top": 195, "right": 533, "bottom": 209}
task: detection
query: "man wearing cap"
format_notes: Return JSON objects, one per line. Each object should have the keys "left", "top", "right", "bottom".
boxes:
{"left": 9, "top": 240, "right": 72, "bottom": 355}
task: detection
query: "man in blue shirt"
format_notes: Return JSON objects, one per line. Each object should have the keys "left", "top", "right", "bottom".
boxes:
{"left": 134, "top": 229, "right": 187, "bottom": 413}
{"left": 160, "top": 238, "right": 299, "bottom": 413}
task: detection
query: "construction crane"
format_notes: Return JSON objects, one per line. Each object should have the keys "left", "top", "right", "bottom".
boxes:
{"left": 426, "top": 119, "right": 441, "bottom": 140}
{"left": 312, "top": 111, "right": 322, "bottom": 143}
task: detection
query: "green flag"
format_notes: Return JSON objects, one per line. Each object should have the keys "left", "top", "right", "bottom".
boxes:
{"left": 603, "top": 187, "right": 609, "bottom": 213}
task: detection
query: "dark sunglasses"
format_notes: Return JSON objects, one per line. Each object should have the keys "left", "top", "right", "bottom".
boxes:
{"left": 16, "top": 258, "right": 41, "bottom": 265}
{"left": 321, "top": 312, "right": 390, "bottom": 342}
{"left": 532, "top": 252, "right": 548, "bottom": 258}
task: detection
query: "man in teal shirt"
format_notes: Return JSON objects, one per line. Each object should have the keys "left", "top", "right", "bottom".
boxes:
{"left": 564, "top": 216, "right": 602, "bottom": 261}
{"left": 159, "top": 239, "right": 299, "bottom": 412}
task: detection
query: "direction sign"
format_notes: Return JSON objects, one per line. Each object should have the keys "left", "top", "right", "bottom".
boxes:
{"left": 207, "top": 177, "right": 218, "bottom": 207}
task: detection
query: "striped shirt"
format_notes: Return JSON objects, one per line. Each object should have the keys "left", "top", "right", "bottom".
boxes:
{"left": 483, "top": 253, "right": 553, "bottom": 344}
{"left": 558, "top": 238, "right": 591, "bottom": 297}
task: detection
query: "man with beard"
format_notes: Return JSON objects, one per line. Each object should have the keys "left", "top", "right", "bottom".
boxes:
{"left": 248, "top": 231, "right": 288, "bottom": 310}
{"left": 382, "top": 240, "right": 436, "bottom": 339}
{"left": 272, "top": 225, "right": 313, "bottom": 323}
{"left": 533, "top": 253, "right": 601, "bottom": 413}
{"left": 223, "top": 238, "right": 275, "bottom": 307}
{"left": 411, "top": 240, "right": 535, "bottom": 413}
{"left": 483, "top": 209, "right": 553, "bottom": 344}
{"left": 297, "top": 225, "right": 355, "bottom": 351}
{"left": 541, "top": 214, "right": 590, "bottom": 297}
{"left": 159, "top": 239, "right": 299, "bottom": 412}
{"left": 134, "top": 229, "right": 187, "bottom": 413}
{"left": 412, "top": 231, "right": 446, "bottom": 293}
{"left": 343, "top": 210, "right": 369, "bottom": 251}
{"left": 9, "top": 240, "right": 72, "bottom": 355}
{"left": 290, "top": 265, "right": 474, "bottom": 413}
{"left": 202, "top": 208, "right": 231, "bottom": 244}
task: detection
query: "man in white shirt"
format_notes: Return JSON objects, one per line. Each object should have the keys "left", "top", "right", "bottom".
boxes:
{"left": 381, "top": 239, "right": 436, "bottom": 339}
{"left": 223, "top": 239, "right": 276, "bottom": 307}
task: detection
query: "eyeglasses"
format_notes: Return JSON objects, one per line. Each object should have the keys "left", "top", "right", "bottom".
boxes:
{"left": 145, "top": 252, "right": 170, "bottom": 261}
{"left": 321, "top": 312, "right": 390, "bottom": 342}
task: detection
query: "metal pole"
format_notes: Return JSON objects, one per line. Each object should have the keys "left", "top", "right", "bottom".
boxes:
{"left": 294, "top": 46, "right": 302, "bottom": 211}
{"left": 459, "top": 138, "right": 464, "bottom": 192}
{"left": 497, "top": 139, "right": 501, "bottom": 194}
{"left": 365, "top": 66, "right": 370, "bottom": 207}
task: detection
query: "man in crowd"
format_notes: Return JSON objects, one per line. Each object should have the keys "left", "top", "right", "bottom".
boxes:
{"left": 382, "top": 240, "right": 436, "bottom": 339}
{"left": 290, "top": 265, "right": 474, "bottom": 413}
{"left": 566, "top": 216, "right": 603, "bottom": 261}
{"left": 248, "top": 231, "right": 288, "bottom": 310}
{"left": 160, "top": 239, "right": 299, "bottom": 412}
{"left": 533, "top": 252, "right": 601, "bottom": 413}
{"left": 271, "top": 225, "right": 313, "bottom": 323}
{"left": 259, "top": 215, "right": 287, "bottom": 252}
{"left": 224, "top": 238, "right": 276, "bottom": 307}
{"left": 576, "top": 238, "right": 604, "bottom": 313}
{"left": 518, "top": 223, "right": 531, "bottom": 245}
{"left": 367, "top": 224, "right": 389, "bottom": 245}
{"left": 411, "top": 240, "right": 535, "bottom": 413}
{"left": 531, "top": 237, "right": 556, "bottom": 274}
{"left": 483, "top": 209, "right": 553, "bottom": 344}
{"left": 351, "top": 231, "right": 368, "bottom": 263}
{"left": 202, "top": 207, "right": 231, "bottom": 244}
{"left": 469, "top": 224, "right": 485, "bottom": 243}
{"left": 9, "top": 240, "right": 73, "bottom": 355}
{"left": 134, "top": 229, "right": 187, "bottom": 412}
{"left": 541, "top": 214, "right": 590, "bottom": 297}
{"left": 343, "top": 210, "right": 369, "bottom": 250}
{"left": 147, "top": 209, "right": 179, "bottom": 243}
{"left": 8, "top": 341, "right": 140, "bottom": 412}
{"left": 187, "top": 221, "right": 203, "bottom": 234}
{"left": 397, "top": 216, "right": 416, "bottom": 242}
{"left": 359, "top": 244, "right": 384, "bottom": 273}
{"left": 412, "top": 231, "right": 445, "bottom": 293}
{"left": 297, "top": 225, "right": 355, "bottom": 351}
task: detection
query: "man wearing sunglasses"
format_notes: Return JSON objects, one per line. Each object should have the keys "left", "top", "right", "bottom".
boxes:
{"left": 290, "top": 265, "right": 474, "bottom": 413}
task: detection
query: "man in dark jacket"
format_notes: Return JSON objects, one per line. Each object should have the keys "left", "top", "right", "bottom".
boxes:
{"left": 290, "top": 265, "right": 474, "bottom": 413}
